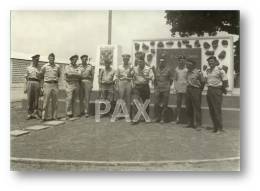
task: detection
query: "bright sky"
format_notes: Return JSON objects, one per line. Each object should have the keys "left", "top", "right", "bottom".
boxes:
{"left": 11, "top": 11, "right": 172, "bottom": 62}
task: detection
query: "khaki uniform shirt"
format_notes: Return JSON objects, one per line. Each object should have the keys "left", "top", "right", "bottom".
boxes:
{"left": 154, "top": 66, "right": 174, "bottom": 92}
{"left": 187, "top": 68, "right": 205, "bottom": 88}
{"left": 25, "top": 65, "right": 40, "bottom": 80}
{"left": 174, "top": 67, "right": 188, "bottom": 93}
{"left": 64, "top": 64, "right": 81, "bottom": 82}
{"left": 79, "top": 63, "right": 93, "bottom": 80}
{"left": 133, "top": 65, "right": 154, "bottom": 85}
{"left": 116, "top": 64, "right": 133, "bottom": 81}
{"left": 100, "top": 67, "right": 116, "bottom": 84}
{"left": 41, "top": 63, "right": 61, "bottom": 82}
{"left": 206, "top": 66, "right": 228, "bottom": 87}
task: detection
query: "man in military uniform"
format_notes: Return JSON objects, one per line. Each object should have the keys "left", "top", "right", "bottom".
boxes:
{"left": 116, "top": 54, "right": 133, "bottom": 116}
{"left": 99, "top": 58, "right": 116, "bottom": 105}
{"left": 185, "top": 59, "right": 205, "bottom": 130}
{"left": 205, "top": 56, "right": 228, "bottom": 133}
{"left": 64, "top": 55, "right": 81, "bottom": 119}
{"left": 132, "top": 56, "right": 154, "bottom": 124}
{"left": 79, "top": 55, "right": 94, "bottom": 117}
{"left": 40, "top": 53, "right": 61, "bottom": 121}
{"left": 174, "top": 55, "right": 188, "bottom": 123}
{"left": 24, "top": 54, "right": 41, "bottom": 120}
{"left": 153, "top": 54, "right": 174, "bottom": 123}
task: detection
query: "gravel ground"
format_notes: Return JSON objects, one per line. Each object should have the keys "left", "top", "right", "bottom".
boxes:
{"left": 11, "top": 108, "right": 240, "bottom": 171}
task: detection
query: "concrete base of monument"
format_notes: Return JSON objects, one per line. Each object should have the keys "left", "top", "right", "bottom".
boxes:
{"left": 18, "top": 91, "right": 240, "bottom": 128}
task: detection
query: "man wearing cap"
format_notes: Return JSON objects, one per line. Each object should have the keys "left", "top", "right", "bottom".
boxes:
{"left": 116, "top": 54, "right": 133, "bottom": 116}
{"left": 24, "top": 54, "right": 41, "bottom": 120}
{"left": 153, "top": 54, "right": 174, "bottom": 123}
{"left": 205, "top": 56, "right": 228, "bottom": 133}
{"left": 40, "top": 53, "right": 61, "bottom": 121}
{"left": 185, "top": 59, "right": 205, "bottom": 129}
{"left": 99, "top": 58, "right": 116, "bottom": 105}
{"left": 174, "top": 55, "right": 188, "bottom": 123}
{"left": 64, "top": 55, "right": 81, "bottom": 118}
{"left": 79, "top": 55, "right": 94, "bottom": 117}
{"left": 131, "top": 57, "right": 154, "bottom": 124}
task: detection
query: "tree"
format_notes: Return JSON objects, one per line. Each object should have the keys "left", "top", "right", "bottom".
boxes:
{"left": 165, "top": 11, "right": 240, "bottom": 77}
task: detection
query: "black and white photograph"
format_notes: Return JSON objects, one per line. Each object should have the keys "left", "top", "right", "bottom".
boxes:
{"left": 9, "top": 10, "right": 240, "bottom": 171}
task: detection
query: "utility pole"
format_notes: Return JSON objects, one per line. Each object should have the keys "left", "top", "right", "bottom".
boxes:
{"left": 108, "top": 10, "right": 112, "bottom": 44}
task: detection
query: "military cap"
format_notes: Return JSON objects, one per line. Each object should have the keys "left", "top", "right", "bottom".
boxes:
{"left": 122, "top": 54, "right": 131, "bottom": 59}
{"left": 80, "top": 55, "right": 88, "bottom": 59}
{"left": 186, "top": 58, "right": 196, "bottom": 66}
{"left": 176, "top": 55, "right": 185, "bottom": 60}
{"left": 207, "top": 56, "right": 217, "bottom": 61}
{"left": 31, "top": 54, "right": 40, "bottom": 59}
{"left": 48, "top": 53, "right": 55, "bottom": 57}
{"left": 70, "top": 55, "right": 79, "bottom": 60}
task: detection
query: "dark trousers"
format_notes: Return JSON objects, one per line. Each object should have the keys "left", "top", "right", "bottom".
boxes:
{"left": 131, "top": 84, "right": 150, "bottom": 119}
{"left": 186, "top": 86, "right": 202, "bottom": 126}
{"left": 27, "top": 81, "right": 40, "bottom": 115}
{"left": 207, "top": 86, "right": 223, "bottom": 131}
{"left": 176, "top": 92, "right": 186, "bottom": 121}
{"left": 154, "top": 90, "right": 170, "bottom": 121}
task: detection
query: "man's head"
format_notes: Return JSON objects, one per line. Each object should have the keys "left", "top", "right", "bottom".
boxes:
{"left": 70, "top": 55, "right": 79, "bottom": 65}
{"left": 48, "top": 53, "right": 55, "bottom": 64}
{"left": 177, "top": 55, "right": 186, "bottom": 68}
{"left": 136, "top": 58, "right": 145, "bottom": 69}
{"left": 80, "top": 55, "right": 88, "bottom": 64}
{"left": 104, "top": 58, "right": 112, "bottom": 68}
{"left": 207, "top": 56, "right": 217, "bottom": 69}
{"left": 122, "top": 54, "right": 130, "bottom": 64}
{"left": 158, "top": 53, "right": 167, "bottom": 68}
{"left": 186, "top": 59, "right": 196, "bottom": 71}
{"left": 31, "top": 54, "right": 40, "bottom": 65}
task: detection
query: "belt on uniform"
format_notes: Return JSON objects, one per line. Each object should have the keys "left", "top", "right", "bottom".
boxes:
{"left": 187, "top": 85, "right": 200, "bottom": 89}
{"left": 45, "top": 80, "right": 58, "bottom": 84}
{"left": 28, "top": 78, "right": 39, "bottom": 82}
{"left": 81, "top": 78, "right": 92, "bottom": 81}
{"left": 119, "top": 79, "right": 131, "bottom": 82}
{"left": 208, "top": 86, "right": 222, "bottom": 89}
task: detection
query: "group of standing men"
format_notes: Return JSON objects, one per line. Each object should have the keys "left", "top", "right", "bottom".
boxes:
{"left": 24, "top": 51, "right": 228, "bottom": 133}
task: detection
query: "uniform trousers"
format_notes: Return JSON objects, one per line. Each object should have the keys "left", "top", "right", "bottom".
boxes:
{"left": 118, "top": 80, "right": 132, "bottom": 115}
{"left": 131, "top": 83, "right": 150, "bottom": 120}
{"left": 66, "top": 81, "right": 80, "bottom": 116}
{"left": 42, "top": 82, "right": 59, "bottom": 119}
{"left": 26, "top": 80, "right": 40, "bottom": 115}
{"left": 79, "top": 79, "right": 92, "bottom": 114}
{"left": 207, "top": 86, "right": 223, "bottom": 131}
{"left": 154, "top": 90, "right": 170, "bottom": 121}
{"left": 186, "top": 86, "right": 202, "bottom": 127}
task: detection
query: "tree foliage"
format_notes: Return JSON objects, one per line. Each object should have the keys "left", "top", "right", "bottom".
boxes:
{"left": 165, "top": 11, "right": 240, "bottom": 74}
{"left": 165, "top": 11, "right": 239, "bottom": 37}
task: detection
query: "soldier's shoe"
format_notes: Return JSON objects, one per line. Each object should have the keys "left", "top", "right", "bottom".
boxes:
{"left": 152, "top": 118, "right": 161, "bottom": 123}
{"left": 176, "top": 120, "right": 181, "bottom": 124}
{"left": 216, "top": 129, "right": 225, "bottom": 135}
{"left": 26, "top": 115, "right": 32, "bottom": 120}
{"left": 184, "top": 124, "right": 194, "bottom": 128}
{"left": 212, "top": 129, "right": 218, "bottom": 133}
{"left": 34, "top": 114, "right": 41, "bottom": 120}
{"left": 41, "top": 118, "right": 47, "bottom": 122}
{"left": 85, "top": 113, "right": 89, "bottom": 118}
{"left": 66, "top": 114, "right": 73, "bottom": 120}
{"left": 131, "top": 120, "right": 139, "bottom": 125}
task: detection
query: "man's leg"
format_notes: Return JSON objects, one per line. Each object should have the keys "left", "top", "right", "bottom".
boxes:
{"left": 153, "top": 90, "right": 161, "bottom": 122}
{"left": 42, "top": 83, "right": 51, "bottom": 120}
{"left": 191, "top": 87, "right": 202, "bottom": 128}
{"left": 161, "top": 91, "right": 170, "bottom": 122}
{"left": 207, "top": 88, "right": 217, "bottom": 131}
{"left": 26, "top": 81, "right": 33, "bottom": 119}
{"left": 79, "top": 82, "right": 85, "bottom": 115}
{"left": 125, "top": 81, "right": 132, "bottom": 117}
{"left": 176, "top": 93, "right": 182, "bottom": 123}
{"left": 185, "top": 88, "right": 194, "bottom": 127}
{"left": 51, "top": 84, "right": 59, "bottom": 119}
{"left": 66, "top": 84, "right": 73, "bottom": 117}
{"left": 210, "top": 88, "right": 223, "bottom": 131}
